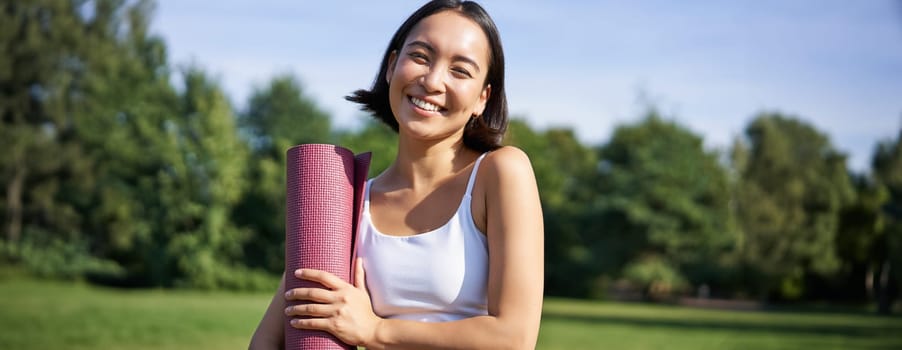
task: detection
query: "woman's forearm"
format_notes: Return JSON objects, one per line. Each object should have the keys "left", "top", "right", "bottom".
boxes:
{"left": 249, "top": 274, "right": 286, "bottom": 350}
{"left": 369, "top": 314, "right": 538, "bottom": 350}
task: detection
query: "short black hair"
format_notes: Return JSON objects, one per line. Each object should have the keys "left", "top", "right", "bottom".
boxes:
{"left": 346, "top": 0, "right": 508, "bottom": 152}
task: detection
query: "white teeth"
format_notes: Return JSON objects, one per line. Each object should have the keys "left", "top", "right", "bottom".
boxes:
{"left": 410, "top": 96, "right": 441, "bottom": 112}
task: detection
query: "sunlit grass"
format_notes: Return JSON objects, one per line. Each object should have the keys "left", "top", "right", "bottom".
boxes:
{"left": 0, "top": 277, "right": 270, "bottom": 350}
{"left": 539, "top": 298, "right": 902, "bottom": 349}
{"left": 1, "top": 276, "right": 900, "bottom": 349}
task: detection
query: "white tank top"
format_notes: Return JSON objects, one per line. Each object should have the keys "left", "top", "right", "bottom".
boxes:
{"left": 356, "top": 153, "right": 489, "bottom": 322}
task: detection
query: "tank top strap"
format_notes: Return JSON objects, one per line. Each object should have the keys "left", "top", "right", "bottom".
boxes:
{"left": 364, "top": 178, "right": 374, "bottom": 210}
{"left": 465, "top": 153, "right": 488, "bottom": 196}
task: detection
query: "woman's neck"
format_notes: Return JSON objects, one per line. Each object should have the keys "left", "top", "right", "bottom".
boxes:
{"left": 383, "top": 134, "right": 479, "bottom": 192}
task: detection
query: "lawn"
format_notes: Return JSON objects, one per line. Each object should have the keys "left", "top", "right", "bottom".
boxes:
{"left": 1, "top": 276, "right": 900, "bottom": 349}
{"left": 538, "top": 297, "right": 902, "bottom": 349}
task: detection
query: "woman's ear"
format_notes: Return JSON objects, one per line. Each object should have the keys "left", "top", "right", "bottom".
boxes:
{"left": 385, "top": 50, "right": 398, "bottom": 84}
{"left": 474, "top": 84, "right": 491, "bottom": 116}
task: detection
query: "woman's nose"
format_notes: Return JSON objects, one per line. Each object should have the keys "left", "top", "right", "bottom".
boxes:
{"left": 421, "top": 67, "right": 445, "bottom": 93}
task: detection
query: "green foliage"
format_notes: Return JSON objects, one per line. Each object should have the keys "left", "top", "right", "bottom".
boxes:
{"left": 234, "top": 74, "right": 335, "bottom": 274}
{"left": 155, "top": 67, "right": 251, "bottom": 289}
{"left": 0, "top": 0, "right": 264, "bottom": 290}
{"left": 732, "top": 113, "right": 854, "bottom": 299}
{"left": 870, "top": 130, "right": 902, "bottom": 313}
{"left": 0, "top": 0, "right": 98, "bottom": 253}
{"left": 241, "top": 74, "right": 332, "bottom": 151}
{"left": 0, "top": 0, "right": 170, "bottom": 282}
{"left": 585, "top": 112, "right": 735, "bottom": 297}
{"left": 338, "top": 120, "right": 399, "bottom": 177}
{"left": 622, "top": 255, "right": 689, "bottom": 298}
{"left": 831, "top": 174, "right": 887, "bottom": 301}
{"left": 71, "top": 1, "right": 185, "bottom": 287}
{"left": 837, "top": 175, "right": 887, "bottom": 266}
{"left": 506, "top": 119, "right": 598, "bottom": 297}
{"left": 0, "top": 228, "right": 122, "bottom": 280}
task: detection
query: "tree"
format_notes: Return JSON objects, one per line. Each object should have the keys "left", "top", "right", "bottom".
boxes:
{"left": 834, "top": 174, "right": 887, "bottom": 302}
{"left": 235, "top": 75, "right": 334, "bottom": 273}
{"left": 0, "top": 0, "right": 84, "bottom": 246}
{"left": 732, "top": 113, "right": 854, "bottom": 300}
{"left": 241, "top": 74, "right": 332, "bottom": 152}
{"left": 338, "top": 119, "right": 398, "bottom": 177}
{"left": 505, "top": 119, "right": 598, "bottom": 297}
{"left": 0, "top": 0, "right": 170, "bottom": 278}
{"left": 145, "top": 67, "right": 249, "bottom": 289}
{"left": 585, "top": 112, "right": 735, "bottom": 298}
{"left": 871, "top": 129, "right": 902, "bottom": 314}
{"left": 69, "top": 0, "right": 183, "bottom": 284}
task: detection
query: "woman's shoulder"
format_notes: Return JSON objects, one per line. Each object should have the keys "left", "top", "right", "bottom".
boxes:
{"left": 484, "top": 145, "right": 532, "bottom": 168}
{"left": 479, "top": 146, "right": 536, "bottom": 184}
{"left": 470, "top": 146, "right": 539, "bottom": 233}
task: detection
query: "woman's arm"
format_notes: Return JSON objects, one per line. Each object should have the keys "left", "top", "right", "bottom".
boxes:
{"left": 248, "top": 273, "right": 286, "bottom": 350}
{"left": 289, "top": 146, "right": 545, "bottom": 350}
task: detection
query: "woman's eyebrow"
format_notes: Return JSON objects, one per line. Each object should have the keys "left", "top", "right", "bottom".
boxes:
{"left": 406, "top": 40, "right": 435, "bottom": 53}
{"left": 406, "top": 40, "right": 482, "bottom": 73}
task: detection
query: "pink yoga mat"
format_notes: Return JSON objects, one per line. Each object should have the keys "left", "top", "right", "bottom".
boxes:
{"left": 285, "top": 144, "right": 371, "bottom": 350}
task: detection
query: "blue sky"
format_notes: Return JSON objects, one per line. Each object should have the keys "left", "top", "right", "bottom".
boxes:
{"left": 151, "top": 0, "right": 902, "bottom": 172}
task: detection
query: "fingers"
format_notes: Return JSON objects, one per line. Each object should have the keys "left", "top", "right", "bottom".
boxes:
{"left": 354, "top": 258, "right": 366, "bottom": 290}
{"left": 285, "top": 287, "right": 333, "bottom": 303}
{"left": 284, "top": 303, "right": 335, "bottom": 318}
{"left": 286, "top": 267, "right": 360, "bottom": 303}
{"left": 288, "top": 317, "right": 331, "bottom": 330}
{"left": 295, "top": 269, "right": 345, "bottom": 289}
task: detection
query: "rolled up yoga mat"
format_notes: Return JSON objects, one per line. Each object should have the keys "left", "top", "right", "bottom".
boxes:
{"left": 285, "top": 144, "right": 371, "bottom": 350}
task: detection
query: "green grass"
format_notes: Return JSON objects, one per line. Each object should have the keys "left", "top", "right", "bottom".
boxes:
{"left": 538, "top": 299, "right": 902, "bottom": 350}
{"left": 1, "top": 276, "right": 900, "bottom": 349}
{"left": 0, "top": 277, "right": 270, "bottom": 350}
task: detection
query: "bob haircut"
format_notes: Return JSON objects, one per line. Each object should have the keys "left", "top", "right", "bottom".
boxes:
{"left": 346, "top": 0, "right": 508, "bottom": 152}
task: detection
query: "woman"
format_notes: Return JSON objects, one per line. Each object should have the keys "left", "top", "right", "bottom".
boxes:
{"left": 250, "top": 1, "right": 543, "bottom": 348}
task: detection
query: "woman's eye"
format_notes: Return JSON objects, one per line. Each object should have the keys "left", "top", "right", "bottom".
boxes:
{"left": 451, "top": 67, "right": 472, "bottom": 78}
{"left": 408, "top": 52, "right": 428, "bottom": 63}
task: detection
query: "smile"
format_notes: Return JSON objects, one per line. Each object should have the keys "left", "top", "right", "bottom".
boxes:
{"left": 409, "top": 96, "right": 444, "bottom": 113}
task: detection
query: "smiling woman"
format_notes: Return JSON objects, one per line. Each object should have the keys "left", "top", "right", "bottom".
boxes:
{"left": 249, "top": 1, "right": 543, "bottom": 349}
{"left": 346, "top": 0, "right": 508, "bottom": 153}
{"left": 384, "top": 11, "right": 493, "bottom": 150}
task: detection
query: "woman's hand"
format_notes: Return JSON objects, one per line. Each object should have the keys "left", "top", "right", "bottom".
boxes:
{"left": 284, "top": 258, "right": 382, "bottom": 347}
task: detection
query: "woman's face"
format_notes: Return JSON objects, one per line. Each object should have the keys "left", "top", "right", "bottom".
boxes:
{"left": 386, "top": 10, "right": 491, "bottom": 145}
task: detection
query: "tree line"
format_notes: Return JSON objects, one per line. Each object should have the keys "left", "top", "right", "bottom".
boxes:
{"left": 2, "top": 1, "right": 900, "bottom": 312}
